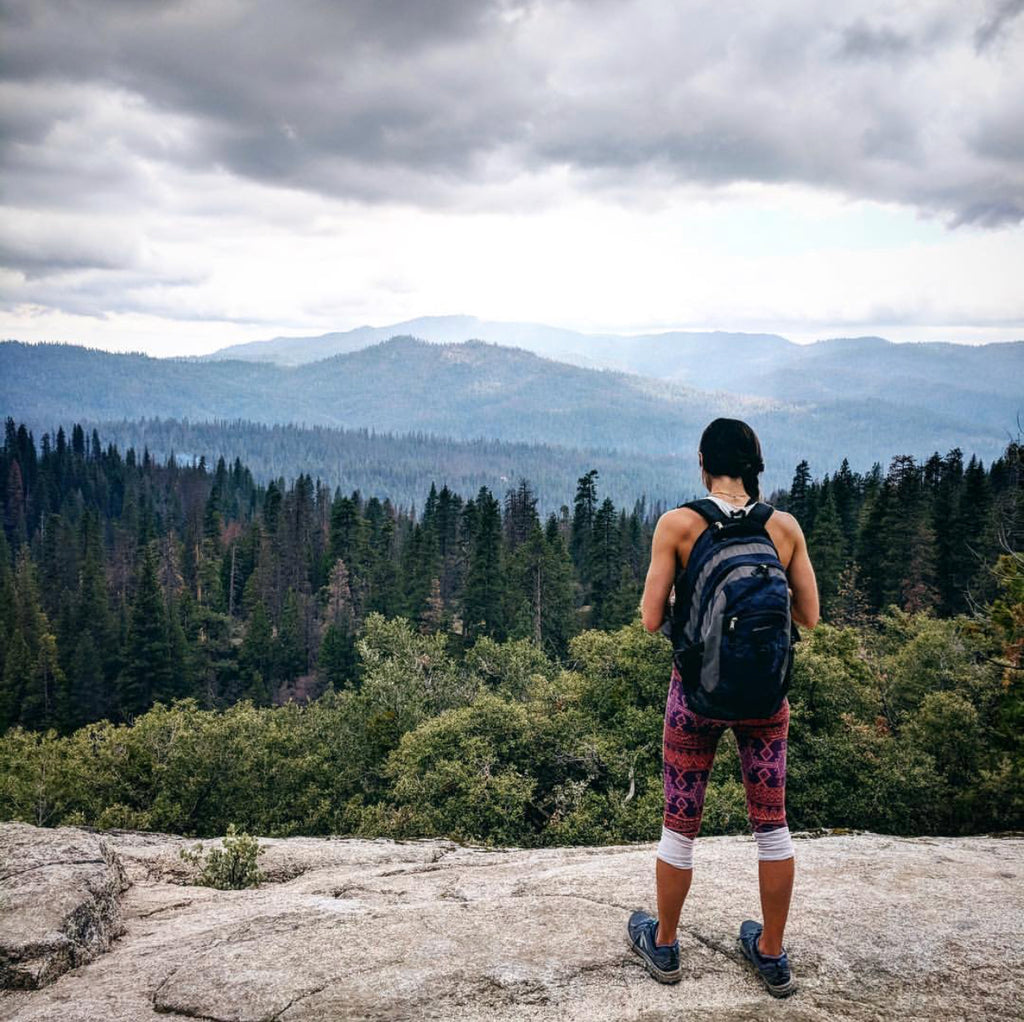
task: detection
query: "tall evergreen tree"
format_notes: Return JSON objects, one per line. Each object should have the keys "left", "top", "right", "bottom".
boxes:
{"left": 588, "top": 497, "right": 621, "bottom": 628}
{"left": 931, "top": 448, "right": 967, "bottom": 615}
{"left": 3, "top": 551, "right": 65, "bottom": 730}
{"left": 275, "top": 588, "right": 307, "bottom": 683}
{"left": 119, "top": 545, "right": 172, "bottom": 719}
{"left": 239, "top": 601, "right": 273, "bottom": 705}
{"left": 570, "top": 469, "right": 599, "bottom": 582}
{"left": 808, "top": 486, "right": 847, "bottom": 620}
{"left": 788, "top": 460, "right": 812, "bottom": 528}
{"left": 503, "top": 478, "right": 539, "bottom": 551}
{"left": 462, "top": 486, "right": 504, "bottom": 640}
{"left": 506, "top": 519, "right": 574, "bottom": 652}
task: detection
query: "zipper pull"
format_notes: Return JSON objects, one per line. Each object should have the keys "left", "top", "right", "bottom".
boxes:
{"left": 728, "top": 616, "right": 737, "bottom": 633}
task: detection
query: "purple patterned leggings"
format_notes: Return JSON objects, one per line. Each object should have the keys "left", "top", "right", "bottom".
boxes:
{"left": 663, "top": 663, "right": 790, "bottom": 838}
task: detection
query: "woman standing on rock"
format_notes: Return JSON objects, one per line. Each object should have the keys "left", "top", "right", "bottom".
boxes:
{"left": 628, "top": 417, "right": 819, "bottom": 997}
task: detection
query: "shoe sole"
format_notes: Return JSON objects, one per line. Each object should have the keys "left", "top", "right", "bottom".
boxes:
{"left": 627, "top": 935, "right": 683, "bottom": 984}
{"left": 737, "top": 937, "right": 797, "bottom": 998}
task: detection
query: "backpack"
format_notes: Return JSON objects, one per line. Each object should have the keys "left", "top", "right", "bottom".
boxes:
{"left": 667, "top": 498, "right": 797, "bottom": 720}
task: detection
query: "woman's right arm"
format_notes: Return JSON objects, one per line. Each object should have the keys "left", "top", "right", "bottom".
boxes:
{"left": 785, "top": 516, "right": 820, "bottom": 629}
{"left": 640, "top": 512, "right": 680, "bottom": 633}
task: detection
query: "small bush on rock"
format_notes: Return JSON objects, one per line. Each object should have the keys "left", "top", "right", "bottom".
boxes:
{"left": 179, "top": 823, "right": 266, "bottom": 889}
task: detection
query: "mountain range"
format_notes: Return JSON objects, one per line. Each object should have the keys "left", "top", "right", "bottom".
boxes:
{"left": 206, "top": 315, "right": 1022, "bottom": 432}
{"left": 2, "top": 322, "right": 1020, "bottom": 500}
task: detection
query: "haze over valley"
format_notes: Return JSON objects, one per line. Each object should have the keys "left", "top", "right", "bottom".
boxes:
{"left": 3, "top": 322, "right": 1020, "bottom": 508}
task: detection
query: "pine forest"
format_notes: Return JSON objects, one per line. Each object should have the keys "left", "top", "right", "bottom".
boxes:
{"left": 1, "top": 417, "right": 1021, "bottom": 845}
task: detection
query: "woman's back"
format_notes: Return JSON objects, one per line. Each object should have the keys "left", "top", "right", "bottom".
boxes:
{"left": 657, "top": 497, "right": 817, "bottom": 629}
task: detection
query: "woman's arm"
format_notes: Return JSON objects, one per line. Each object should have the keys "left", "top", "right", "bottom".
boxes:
{"left": 641, "top": 513, "right": 680, "bottom": 633}
{"left": 785, "top": 517, "right": 820, "bottom": 629}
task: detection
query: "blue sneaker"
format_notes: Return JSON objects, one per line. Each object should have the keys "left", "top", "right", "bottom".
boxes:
{"left": 627, "top": 910, "right": 682, "bottom": 984}
{"left": 738, "top": 920, "right": 797, "bottom": 998}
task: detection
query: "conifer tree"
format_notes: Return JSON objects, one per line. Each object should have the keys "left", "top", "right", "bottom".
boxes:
{"left": 420, "top": 576, "right": 446, "bottom": 634}
{"left": 570, "top": 469, "right": 599, "bottom": 582}
{"left": 65, "top": 511, "right": 117, "bottom": 725}
{"left": 119, "top": 545, "right": 172, "bottom": 719}
{"left": 962, "top": 455, "right": 995, "bottom": 605}
{"left": 463, "top": 486, "right": 504, "bottom": 640}
{"left": 855, "top": 476, "right": 889, "bottom": 613}
{"left": 832, "top": 457, "right": 859, "bottom": 542}
{"left": 932, "top": 448, "right": 966, "bottom": 615}
{"left": 318, "top": 623, "right": 357, "bottom": 690}
{"left": 503, "top": 478, "right": 539, "bottom": 551}
{"left": 503, "top": 518, "right": 576, "bottom": 654}
{"left": 275, "top": 588, "right": 307, "bottom": 683}
{"left": 588, "top": 497, "right": 621, "bottom": 628}
{"left": 239, "top": 601, "right": 274, "bottom": 704}
{"left": 808, "top": 485, "right": 847, "bottom": 619}
{"left": 4, "top": 459, "right": 26, "bottom": 548}
{"left": 882, "top": 455, "right": 937, "bottom": 611}
{"left": 0, "top": 530, "right": 15, "bottom": 726}
{"left": 788, "top": 460, "right": 812, "bottom": 528}
{"left": 4, "top": 551, "right": 65, "bottom": 730}
{"left": 831, "top": 563, "right": 872, "bottom": 629}
{"left": 366, "top": 503, "right": 401, "bottom": 616}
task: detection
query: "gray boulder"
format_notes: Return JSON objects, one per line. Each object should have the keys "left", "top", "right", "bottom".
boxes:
{"left": 0, "top": 823, "right": 129, "bottom": 989}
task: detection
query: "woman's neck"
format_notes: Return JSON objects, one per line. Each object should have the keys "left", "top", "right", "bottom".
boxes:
{"left": 706, "top": 476, "right": 749, "bottom": 505}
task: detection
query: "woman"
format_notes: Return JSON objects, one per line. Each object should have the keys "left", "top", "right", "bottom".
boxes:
{"left": 627, "top": 417, "right": 819, "bottom": 997}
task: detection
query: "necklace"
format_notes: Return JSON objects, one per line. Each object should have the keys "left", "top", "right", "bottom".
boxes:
{"left": 709, "top": 489, "right": 748, "bottom": 502}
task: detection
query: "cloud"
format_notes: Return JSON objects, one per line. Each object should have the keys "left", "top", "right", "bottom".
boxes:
{"left": 0, "top": 0, "right": 1021, "bottom": 229}
{"left": 0, "top": 0, "right": 1021, "bottom": 342}
{"left": 975, "top": 0, "right": 1024, "bottom": 50}
{"left": 837, "top": 20, "right": 915, "bottom": 61}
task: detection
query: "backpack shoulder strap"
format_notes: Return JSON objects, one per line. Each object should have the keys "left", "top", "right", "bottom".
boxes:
{"left": 679, "top": 498, "right": 730, "bottom": 526}
{"left": 745, "top": 501, "right": 775, "bottom": 527}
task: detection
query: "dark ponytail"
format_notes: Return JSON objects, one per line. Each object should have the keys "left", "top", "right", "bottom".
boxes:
{"left": 699, "top": 418, "right": 765, "bottom": 501}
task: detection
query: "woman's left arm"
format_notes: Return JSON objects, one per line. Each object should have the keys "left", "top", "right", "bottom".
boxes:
{"left": 641, "top": 513, "right": 680, "bottom": 633}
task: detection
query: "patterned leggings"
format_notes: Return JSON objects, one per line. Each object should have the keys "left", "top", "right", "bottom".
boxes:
{"left": 663, "top": 662, "right": 789, "bottom": 838}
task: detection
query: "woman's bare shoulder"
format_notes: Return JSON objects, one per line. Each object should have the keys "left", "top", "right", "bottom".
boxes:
{"left": 659, "top": 506, "right": 704, "bottom": 534}
{"left": 768, "top": 507, "right": 804, "bottom": 537}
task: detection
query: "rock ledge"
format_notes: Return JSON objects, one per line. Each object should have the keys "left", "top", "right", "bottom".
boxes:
{"left": 0, "top": 823, "right": 1021, "bottom": 1021}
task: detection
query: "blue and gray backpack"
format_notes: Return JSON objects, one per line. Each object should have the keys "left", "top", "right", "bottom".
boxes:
{"left": 666, "top": 498, "right": 798, "bottom": 720}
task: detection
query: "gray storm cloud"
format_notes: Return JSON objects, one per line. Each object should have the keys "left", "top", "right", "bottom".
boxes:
{"left": 0, "top": 0, "right": 1022, "bottom": 297}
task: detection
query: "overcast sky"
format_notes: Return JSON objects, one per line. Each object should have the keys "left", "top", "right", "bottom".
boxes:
{"left": 1, "top": 0, "right": 1022, "bottom": 356}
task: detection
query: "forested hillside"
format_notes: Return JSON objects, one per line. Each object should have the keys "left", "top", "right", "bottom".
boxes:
{"left": 1, "top": 417, "right": 1021, "bottom": 841}
{"left": 208, "top": 316, "right": 1023, "bottom": 433}
{"left": 1, "top": 416, "right": 1019, "bottom": 726}
{"left": 208, "top": 315, "right": 793, "bottom": 375}
{"left": 82, "top": 417, "right": 704, "bottom": 512}
{"left": 1, "top": 339, "right": 1013, "bottom": 493}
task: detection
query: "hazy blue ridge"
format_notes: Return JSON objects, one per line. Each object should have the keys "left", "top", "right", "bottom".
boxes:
{"left": 201, "top": 316, "right": 1023, "bottom": 433}
{"left": 1, "top": 335, "right": 1018, "bottom": 501}
{"left": 68, "top": 417, "right": 703, "bottom": 513}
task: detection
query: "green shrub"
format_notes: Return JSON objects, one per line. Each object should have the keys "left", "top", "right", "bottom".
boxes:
{"left": 1, "top": 608, "right": 1019, "bottom": 843}
{"left": 179, "top": 823, "right": 266, "bottom": 889}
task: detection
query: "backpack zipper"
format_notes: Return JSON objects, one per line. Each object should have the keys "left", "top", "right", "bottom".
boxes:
{"left": 693, "top": 560, "right": 787, "bottom": 638}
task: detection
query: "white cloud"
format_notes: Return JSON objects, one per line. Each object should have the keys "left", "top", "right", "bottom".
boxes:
{"left": 0, "top": 0, "right": 1021, "bottom": 351}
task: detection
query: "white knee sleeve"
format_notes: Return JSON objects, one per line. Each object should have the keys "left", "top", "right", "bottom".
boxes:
{"left": 656, "top": 826, "right": 694, "bottom": 869}
{"left": 754, "top": 826, "right": 794, "bottom": 861}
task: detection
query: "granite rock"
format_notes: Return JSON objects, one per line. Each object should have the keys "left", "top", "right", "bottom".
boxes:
{"left": 0, "top": 823, "right": 1020, "bottom": 1021}
{"left": 0, "top": 823, "right": 129, "bottom": 990}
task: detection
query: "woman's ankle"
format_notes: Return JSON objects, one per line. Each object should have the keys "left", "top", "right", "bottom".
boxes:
{"left": 656, "top": 923, "right": 677, "bottom": 947}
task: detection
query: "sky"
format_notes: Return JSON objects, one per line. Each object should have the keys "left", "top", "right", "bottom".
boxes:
{"left": 1, "top": 0, "right": 1023, "bottom": 357}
